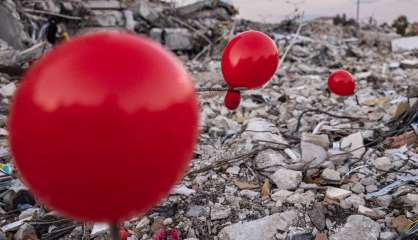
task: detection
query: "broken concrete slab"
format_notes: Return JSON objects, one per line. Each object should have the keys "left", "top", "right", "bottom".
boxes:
{"left": 392, "top": 36, "right": 418, "bottom": 52}
{"left": 218, "top": 210, "right": 297, "bottom": 240}
{"left": 150, "top": 28, "right": 193, "bottom": 50}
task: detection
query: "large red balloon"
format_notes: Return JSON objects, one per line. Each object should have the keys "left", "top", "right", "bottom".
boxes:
{"left": 328, "top": 70, "right": 356, "bottom": 96}
{"left": 9, "top": 31, "right": 199, "bottom": 222}
{"left": 221, "top": 31, "right": 279, "bottom": 89}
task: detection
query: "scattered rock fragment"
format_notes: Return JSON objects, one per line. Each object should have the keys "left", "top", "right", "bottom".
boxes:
{"left": 270, "top": 168, "right": 302, "bottom": 190}
{"left": 326, "top": 187, "right": 351, "bottom": 200}
{"left": 210, "top": 205, "right": 231, "bottom": 220}
{"left": 218, "top": 210, "right": 298, "bottom": 240}
{"left": 330, "top": 215, "right": 380, "bottom": 240}
{"left": 321, "top": 168, "right": 341, "bottom": 182}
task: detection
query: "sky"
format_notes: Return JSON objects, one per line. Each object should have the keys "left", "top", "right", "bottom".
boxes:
{"left": 171, "top": 0, "right": 418, "bottom": 23}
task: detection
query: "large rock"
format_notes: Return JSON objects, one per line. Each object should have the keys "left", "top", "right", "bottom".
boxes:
{"left": 0, "top": 1, "right": 27, "bottom": 49}
{"left": 218, "top": 210, "right": 298, "bottom": 240}
{"left": 270, "top": 168, "right": 302, "bottom": 190}
{"left": 330, "top": 215, "right": 380, "bottom": 240}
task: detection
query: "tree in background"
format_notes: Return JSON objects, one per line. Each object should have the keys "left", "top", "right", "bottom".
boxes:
{"left": 392, "top": 15, "right": 409, "bottom": 36}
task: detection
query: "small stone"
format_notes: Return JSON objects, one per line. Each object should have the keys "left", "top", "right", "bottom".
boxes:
{"left": 18, "top": 208, "right": 40, "bottom": 220}
{"left": 239, "top": 190, "right": 260, "bottom": 200}
{"left": 301, "top": 142, "right": 328, "bottom": 168}
{"left": 14, "top": 223, "right": 38, "bottom": 240}
{"left": 255, "top": 149, "right": 286, "bottom": 172}
{"left": 401, "top": 59, "right": 418, "bottom": 69}
{"left": 163, "top": 218, "right": 173, "bottom": 225}
{"left": 351, "top": 183, "right": 365, "bottom": 194}
{"left": 402, "top": 193, "right": 418, "bottom": 207}
{"left": 186, "top": 205, "right": 206, "bottom": 218}
{"left": 392, "top": 215, "right": 411, "bottom": 233}
{"left": 226, "top": 166, "right": 240, "bottom": 175}
{"left": 373, "top": 157, "right": 392, "bottom": 171}
{"left": 302, "top": 133, "right": 330, "bottom": 149}
{"left": 211, "top": 205, "right": 231, "bottom": 220}
{"left": 326, "top": 187, "right": 351, "bottom": 200}
{"left": 270, "top": 168, "right": 302, "bottom": 190}
{"left": 343, "top": 195, "right": 365, "bottom": 209}
{"left": 315, "top": 232, "right": 328, "bottom": 240}
{"left": 340, "top": 133, "right": 365, "bottom": 159}
{"left": 170, "top": 185, "right": 196, "bottom": 196}
{"left": 321, "top": 168, "right": 341, "bottom": 181}
{"left": 328, "top": 149, "right": 350, "bottom": 165}
{"left": 376, "top": 195, "right": 392, "bottom": 208}
{"left": 330, "top": 215, "right": 380, "bottom": 240}
{"left": 136, "top": 217, "right": 150, "bottom": 230}
{"left": 271, "top": 190, "right": 293, "bottom": 204}
{"left": 244, "top": 118, "right": 288, "bottom": 144}
{"left": 379, "top": 232, "right": 397, "bottom": 240}
{"left": 218, "top": 210, "right": 298, "bottom": 240}
{"left": 150, "top": 217, "right": 164, "bottom": 233}
{"left": 308, "top": 204, "right": 326, "bottom": 231}
{"left": 0, "top": 82, "right": 16, "bottom": 97}
{"left": 366, "top": 185, "right": 378, "bottom": 193}
{"left": 287, "top": 191, "right": 315, "bottom": 206}
{"left": 358, "top": 205, "right": 384, "bottom": 219}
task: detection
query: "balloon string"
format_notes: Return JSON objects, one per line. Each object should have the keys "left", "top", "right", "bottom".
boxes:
{"left": 110, "top": 223, "right": 120, "bottom": 240}
{"left": 195, "top": 87, "right": 247, "bottom": 93}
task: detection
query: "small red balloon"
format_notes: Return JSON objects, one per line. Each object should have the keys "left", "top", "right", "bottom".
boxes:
{"left": 224, "top": 90, "right": 241, "bottom": 110}
{"left": 120, "top": 228, "right": 129, "bottom": 240}
{"left": 221, "top": 31, "right": 279, "bottom": 89}
{"left": 328, "top": 70, "right": 356, "bottom": 96}
{"left": 9, "top": 32, "right": 199, "bottom": 222}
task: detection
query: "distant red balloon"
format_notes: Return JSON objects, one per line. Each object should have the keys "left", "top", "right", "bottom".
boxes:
{"left": 224, "top": 90, "right": 241, "bottom": 110}
{"left": 328, "top": 70, "right": 356, "bottom": 96}
{"left": 221, "top": 31, "right": 279, "bottom": 89}
{"left": 120, "top": 228, "right": 129, "bottom": 240}
{"left": 9, "top": 32, "right": 199, "bottom": 222}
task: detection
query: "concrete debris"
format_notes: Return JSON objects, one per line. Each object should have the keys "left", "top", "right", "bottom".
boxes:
{"left": 326, "top": 187, "right": 351, "bottom": 200}
{"left": 210, "top": 205, "right": 231, "bottom": 220}
{"left": 301, "top": 142, "right": 328, "bottom": 168}
{"left": 321, "top": 168, "right": 341, "bottom": 182}
{"left": 340, "top": 133, "right": 365, "bottom": 159}
{"left": 341, "top": 194, "right": 365, "bottom": 209}
{"left": 373, "top": 157, "right": 393, "bottom": 171}
{"left": 330, "top": 215, "right": 380, "bottom": 240}
{"left": 270, "top": 168, "right": 302, "bottom": 190}
{"left": 392, "top": 36, "right": 418, "bottom": 52}
{"left": 218, "top": 210, "right": 297, "bottom": 240}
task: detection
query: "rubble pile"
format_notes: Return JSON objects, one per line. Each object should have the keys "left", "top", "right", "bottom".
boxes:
{"left": 1, "top": 0, "right": 418, "bottom": 240}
